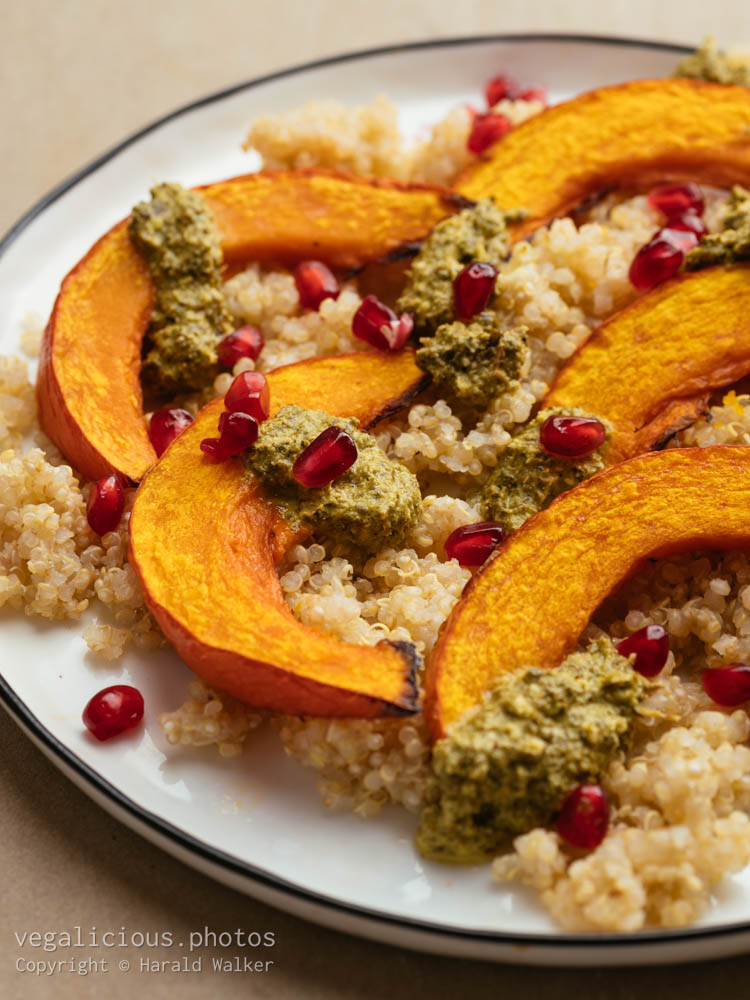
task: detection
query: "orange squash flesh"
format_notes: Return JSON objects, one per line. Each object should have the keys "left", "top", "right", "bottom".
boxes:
{"left": 38, "top": 170, "right": 462, "bottom": 484}
{"left": 457, "top": 79, "right": 750, "bottom": 239}
{"left": 544, "top": 264, "right": 750, "bottom": 462}
{"left": 426, "top": 447, "right": 750, "bottom": 740}
{"left": 129, "top": 350, "right": 429, "bottom": 717}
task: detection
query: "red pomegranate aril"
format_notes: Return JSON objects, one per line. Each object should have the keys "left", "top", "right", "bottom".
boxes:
{"left": 217, "top": 325, "right": 264, "bottom": 367}
{"left": 200, "top": 437, "right": 229, "bottom": 461}
{"left": 647, "top": 182, "right": 704, "bottom": 220}
{"left": 453, "top": 261, "right": 498, "bottom": 321}
{"left": 660, "top": 225, "right": 701, "bottom": 254}
{"left": 445, "top": 521, "right": 505, "bottom": 567}
{"left": 292, "top": 426, "right": 357, "bottom": 488}
{"left": 217, "top": 411, "right": 259, "bottom": 456}
{"left": 628, "top": 230, "right": 686, "bottom": 291}
{"left": 148, "top": 407, "right": 193, "bottom": 457}
{"left": 224, "top": 370, "right": 270, "bottom": 423}
{"left": 539, "top": 415, "right": 606, "bottom": 459}
{"left": 702, "top": 664, "right": 750, "bottom": 707}
{"left": 82, "top": 685, "right": 144, "bottom": 742}
{"left": 520, "top": 86, "right": 548, "bottom": 105}
{"left": 351, "top": 295, "right": 414, "bottom": 351}
{"left": 467, "top": 112, "right": 512, "bottom": 155}
{"left": 668, "top": 212, "right": 707, "bottom": 239}
{"left": 616, "top": 624, "right": 669, "bottom": 677}
{"left": 485, "top": 73, "right": 520, "bottom": 106}
{"left": 87, "top": 474, "right": 125, "bottom": 536}
{"left": 557, "top": 784, "right": 610, "bottom": 850}
{"left": 294, "top": 260, "right": 340, "bottom": 311}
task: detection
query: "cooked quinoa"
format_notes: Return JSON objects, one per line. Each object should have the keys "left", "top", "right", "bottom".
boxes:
{"left": 7, "top": 91, "right": 750, "bottom": 936}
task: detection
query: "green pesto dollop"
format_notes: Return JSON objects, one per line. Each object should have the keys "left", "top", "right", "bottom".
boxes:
{"left": 246, "top": 405, "right": 422, "bottom": 551}
{"left": 674, "top": 37, "right": 750, "bottom": 87}
{"left": 415, "top": 316, "right": 530, "bottom": 408}
{"left": 416, "top": 638, "right": 646, "bottom": 864}
{"left": 685, "top": 185, "right": 750, "bottom": 270}
{"left": 480, "top": 408, "right": 609, "bottom": 532}
{"left": 396, "top": 199, "right": 526, "bottom": 335}
{"left": 130, "top": 182, "right": 233, "bottom": 396}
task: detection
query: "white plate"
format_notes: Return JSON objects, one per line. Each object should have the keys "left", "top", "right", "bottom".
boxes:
{"left": 3, "top": 34, "right": 750, "bottom": 967}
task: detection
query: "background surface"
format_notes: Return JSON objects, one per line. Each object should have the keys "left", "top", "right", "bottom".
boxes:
{"left": 2, "top": 1, "right": 749, "bottom": 996}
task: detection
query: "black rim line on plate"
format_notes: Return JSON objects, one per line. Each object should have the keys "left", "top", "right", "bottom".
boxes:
{"left": 3, "top": 31, "right": 745, "bottom": 951}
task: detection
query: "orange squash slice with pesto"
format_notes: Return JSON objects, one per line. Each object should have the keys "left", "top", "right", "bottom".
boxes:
{"left": 37, "top": 169, "right": 464, "bottom": 483}
{"left": 129, "top": 350, "right": 428, "bottom": 717}
{"left": 426, "top": 447, "right": 750, "bottom": 740}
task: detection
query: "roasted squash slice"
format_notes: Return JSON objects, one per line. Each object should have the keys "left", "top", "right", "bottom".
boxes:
{"left": 457, "top": 79, "right": 750, "bottom": 239}
{"left": 129, "top": 350, "right": 428, "bottom": 717}
{"left": 545, "top": 264, "right": 750, "bottom": 461}
{"left": 426, "top": 447, "right": 750, "bottom": 740}
{"left": 38, "top": 170, "right": 463, "bottom": 484}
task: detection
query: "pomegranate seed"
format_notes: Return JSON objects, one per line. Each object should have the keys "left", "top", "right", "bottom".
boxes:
{"left": 294, "top": 260, "right": 340, "bottom": 310}
{"left": 148, "top": 408, "right": 193, "bottom": 457}
{"left": 217, "top": 325, "right": 264, "bottom": 367}
{"left": 647, "top": 182, "right": 704, "bottom": 220}
{"left": 453, "top": 261, "right": 498, "bottom": 321}
{"left": 467, "top": 112, "right": 512, "bottom": 154}
{"left": 445, "top": 521, "right": 505, "bottom": 567}
{"left": 667, "top": 212, "right": 707, "bottom": 239}
{"left": 224, "top": 370, "right": 270, "bottom": 423}
{"left": 702, "top": 664, "right": 750, "bottom": 706}
{"left": 217, "top": 411, "right": 259, "bottom": 456}
{"left": 539, "top": 415, "right": 606, "bottom": 459}
{"left": 660, "top": 225, "right": 701, "bottom": 254}
{"left": 629, "top": 230, "right": 686, "bottom": 290}
{"left": 616, "top": 624, "right": 669, "bottom": 677}
{"left": 87, "top": 475, "right": 125, "bottom": 536}
{"left": 292, "top": 426, "right": 357, "bottom": 488}
{"left": 200, "top": 437, "right": 229, "bottom": 461}
{"left": 557, "top": 784, "right": 610, "bottom": 850}
{"left": 82, "top": 685, "right": 144, "bottom": 742}
{"left": 351, "top": 295, "right": 414, "bottom": 351}
{"left": 520, "top": 86, "right": 548, "bottom": 105}
{"left": 485, "top": 73, "right": 520, "bottom": 106}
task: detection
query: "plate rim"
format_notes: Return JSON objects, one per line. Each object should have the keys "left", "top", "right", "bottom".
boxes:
{"left": 6, "top": 30, "right": 748, "bottom": 957}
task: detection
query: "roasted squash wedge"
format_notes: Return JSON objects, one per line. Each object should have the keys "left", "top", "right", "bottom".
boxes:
{"left": 426, "top": 447, "right": 750, "bottom": 740}
{"left": 545, "top": 264, "right": 750, "bottom": 461}
{"left": 129, "top": 350, "right": 428, "bottom": 717}
{"left": 38, "top": 169, "right": 463, "bottom": 484}
{"left": 457, "top": 79, "right": 750, "bottom": 239}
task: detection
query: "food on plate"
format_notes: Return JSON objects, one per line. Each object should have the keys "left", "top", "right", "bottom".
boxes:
{"left": 37, "top": 171, "right": 462, "bottom": 483}
{"left": 418, "top": 637, "right": 645, "bottom": 862}
{"left": 545, "top": 263, "right": 750, "bottom": 463}
{"left": 455, "top": 78, "right": 750, "bottom": 240}
{"left": 129, "top": 352, "right": 426, "bottom": 717}
{"left": 479, "top": 407, "right": 609, "bottom": 530}
{"left": 130, "top": 182, "right": 234, "bottom": 396}
{"left": 426, "top": 446, "right": 750, "bottom": 737}
{"left": 82, "top": 684, "right": 145, "bottom": 741}
{"left": 6, "top": 39, "right": 750, "bottom": 933}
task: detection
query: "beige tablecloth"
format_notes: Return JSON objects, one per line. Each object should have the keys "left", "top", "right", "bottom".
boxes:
{"left": 2, "top": 1, "right": 749, "bottom": 996}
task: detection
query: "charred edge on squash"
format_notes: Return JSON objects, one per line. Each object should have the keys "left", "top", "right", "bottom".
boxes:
{"left": 361, "top": 373, "right": 432, "bottom": 430}
{"left": 646, "top": 399, "right": 713, "bottom": 451}
{"left": 381, "top": 639, "right": 421, "bottom": 715}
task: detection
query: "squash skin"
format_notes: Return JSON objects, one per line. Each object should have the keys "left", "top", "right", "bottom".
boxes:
{"left": 426, "top": 447, "right": 750, "bottom": 740}
{"left": 545, "top": 264, "right": 750, "bottom": 461}
{"left": 129, "top": 350, "right": 429, "bottom": 717}
{"left": 38, "top": 169, "right": 463, "bottom": 484}
{"left": 457, "top": 79, "right": 750, "bottom": 239}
